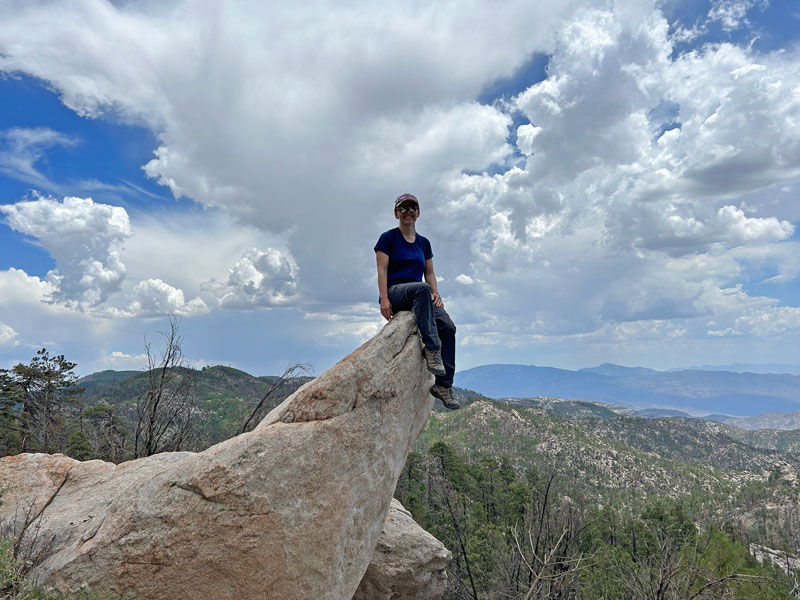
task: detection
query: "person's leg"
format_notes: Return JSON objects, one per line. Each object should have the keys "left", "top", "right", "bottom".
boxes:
{"left": 433, "top": 306, "right": 456, "bottom": 388}
{"left": 430, "top": 306, "right": 459, "bottom": 409}
{"left": 387, "top": 282, "right": 441, "bottom": 351}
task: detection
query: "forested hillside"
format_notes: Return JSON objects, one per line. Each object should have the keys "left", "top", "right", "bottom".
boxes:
{"left": 401, "top": 397, "right": 800, "bottom": 598}
{"left": 0, "top": 348, "right": 311, "bottom": 462}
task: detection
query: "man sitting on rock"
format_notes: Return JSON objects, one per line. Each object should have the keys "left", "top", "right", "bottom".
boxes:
{"left": 375, "top": 193, "right": 460, "bottom": 410}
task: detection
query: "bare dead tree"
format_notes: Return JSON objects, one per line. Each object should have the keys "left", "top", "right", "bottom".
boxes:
{"left": 612, "top": 521, "right": 772, "bottom": 600}
{"left": 789, "top": 567, "right": 800, "bottom": 598}
{"left": 80, "top": 402, "right": 130, "bottom": 463}
{"left": 513, "top": 473, "right": 590, "bottom": 600}
{"left": 238, "top": 362, "right": 312, "bottom": 434}
{"left": 514, "top": 526, "right": 587, "bottom": 600}
{"left": 134, "top": 315, "right": 197, "bottom": 458}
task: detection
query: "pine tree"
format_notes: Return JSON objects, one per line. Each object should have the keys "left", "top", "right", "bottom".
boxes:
{"left": 0, "top": 348, "right": 83, "bottom": 455}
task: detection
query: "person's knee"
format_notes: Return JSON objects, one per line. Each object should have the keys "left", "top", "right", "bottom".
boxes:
{"left": 411, "top": 282, "right": 432, "bottom": 297}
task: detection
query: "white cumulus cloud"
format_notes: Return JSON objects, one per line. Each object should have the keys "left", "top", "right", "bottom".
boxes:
{"left": 0, "top": 323, "right": 19, "bottom": 347}
{"left": 126, "top": 278, "right": 209, "bottom": 317}
{"left": 209, "top": 247, "right": 299, "bottom": 309}
{"left": 106, "top": 350, "right": 148, "bottom": 370}
{"left": 0, "top": 194, "right": 132, "bottom": 308}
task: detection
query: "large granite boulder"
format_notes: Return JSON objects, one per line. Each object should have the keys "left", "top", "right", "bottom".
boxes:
{"left": 354, "top": 499, "right": 451, "bottom": 600}
{"left": 0, "top": 312, "right": 444, "bottom": 600}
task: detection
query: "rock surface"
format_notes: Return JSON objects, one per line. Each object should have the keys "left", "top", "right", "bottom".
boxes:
{"left": 0, "top": 312, "right": 440, "bottom": 600}
{"left": 354, "top": 498, "right": 451, "bottom": 600}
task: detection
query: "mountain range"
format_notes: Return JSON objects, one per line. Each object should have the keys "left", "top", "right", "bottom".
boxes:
{"left": 685, "top": 363, "right": 800, "bottom": 376}
{"left": 77, "top": 362, "right": 800, "bottom": 431}
{"left": 454, "top": 362, "right": 800, "bottom": 418}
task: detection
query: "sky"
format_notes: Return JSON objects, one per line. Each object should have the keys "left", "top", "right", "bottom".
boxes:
{"left": 1, "top": 0, "right": 800, "bottom": 378}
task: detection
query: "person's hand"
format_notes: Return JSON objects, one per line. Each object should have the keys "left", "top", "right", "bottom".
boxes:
{"left": 380, "top": 297, "right": 393, "bottom": 321}
{"left": 431, "top": 292, "right": 443, "bottom": 307}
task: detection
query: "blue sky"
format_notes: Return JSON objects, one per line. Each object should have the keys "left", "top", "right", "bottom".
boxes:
{"left": 1, "top": 0, "right": 800, "bottom": 379}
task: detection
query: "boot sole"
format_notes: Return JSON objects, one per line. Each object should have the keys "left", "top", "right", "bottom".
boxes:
{"left": 430, "top": 386, "right": 460, "bottom": 409}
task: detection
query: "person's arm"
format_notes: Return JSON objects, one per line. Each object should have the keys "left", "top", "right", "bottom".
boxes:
{"left": 376, "top": 250, "right": 393, "bottom": 320}
{"left": 424, "top": 258, "right": 443, "bottom": 307}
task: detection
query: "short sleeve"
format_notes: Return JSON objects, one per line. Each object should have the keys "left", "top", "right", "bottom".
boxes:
{"left": 374, "top": 230, "right": 393, "bottom": 255}
{"left": 422, "top": 236, "right": 433, "bottom": 260}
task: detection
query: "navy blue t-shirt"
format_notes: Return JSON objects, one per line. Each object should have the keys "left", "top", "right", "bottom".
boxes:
{"left": 374, "top": 228, "right": 433, "bottom": 287}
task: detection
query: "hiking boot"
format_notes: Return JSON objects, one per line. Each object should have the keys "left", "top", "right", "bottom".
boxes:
{"left": 431, "top": 384, "right": 460, "bottom": 410}
{"left": 423, "top": 348, "right": 446, "bottom": 376}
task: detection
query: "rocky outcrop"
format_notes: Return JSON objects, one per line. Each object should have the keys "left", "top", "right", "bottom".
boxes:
{"left": 354, "top": 499, "right": 451, "bottom": 600}
{"left": 0, "top": 312, "right": 445, "bottom": 600}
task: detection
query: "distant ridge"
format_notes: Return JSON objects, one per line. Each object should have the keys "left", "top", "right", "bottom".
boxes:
{"left": 716, "top": 410, "right": 800, "bottom": 431}
{"left": 580, "top": 363, "right": 658, "bottom": 377}
{"left": 634, "top": 408, "right": 693, "bottom": 418}
{"left": 685, "top": 363, "right": 800, "bottom": 376}
{"left": 454, "top": 363, "right": 800, "bottom": 417}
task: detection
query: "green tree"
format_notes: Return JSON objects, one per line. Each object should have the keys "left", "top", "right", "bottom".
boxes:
{"left": 395, "top": 450, "right": 429, "bottom": 524}
{"left": 0, "top": 349, "right": 83, "bottom": 455}
{"left": 66, "top": 430, "right": 93, "bottom": 461}
{"left": 0, "top": 371, "right": 24, "bottom": 456}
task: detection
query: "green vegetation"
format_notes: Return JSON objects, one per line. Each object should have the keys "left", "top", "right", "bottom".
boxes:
{"left": 397, "top": 441, "right": 797, "bottom": 599}
{"left": 0, "top": 536, "right": 118, "bottom": 600}
{"left": 402, "top": 396, "right": 800, "bottom": 598}
{"left": 0, "top": 349, "right": 85, "bottom": 457}
{"left": 0, "top": 344, "right": 309, "bottom": 463}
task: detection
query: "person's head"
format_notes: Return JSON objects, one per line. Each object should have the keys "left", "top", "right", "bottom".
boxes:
{"left": 394, "top": 193, "right": 420, "bottom": 221}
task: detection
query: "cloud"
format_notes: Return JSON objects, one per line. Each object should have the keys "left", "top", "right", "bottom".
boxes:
{"left": 715, "top": 205, "right": 794, "bottom": 244}
{"left": 0, "top": 196, "right": 211, "bottom": 316}
{"left": 430, "top": 4, "right": 800, "bottom": 340}
{"left": 302, "top": 302, "right": 383, "bottom": 344}
{"left": 0, "top": 267, "right": 55, "bottom": 304}
{"left": 1, "top": 194, "right": 132, "bottom": 308}
{"left": 117, "top": 209, "right": 288, "bottom": 302}
{"left": 208, "top": 247, "right": 299, "bottom": 309}
{"left": 708, "top": 0, "right": 765, "bottom": 32}
{"left": 0, "top": 127, "right": 80, "bottom": 190}
{"left": 126, "top": 278, "right": 209, "bottom": 317}
{"left": 0, "top": 0, "right": 591, "bottom": 303}
{"left": 734, "top": 305, "right": 800, "bottom": 336}
{"left": 352, "top": 102, "right": 513, "bottom": 182}
{"left": 0, "top": 323, "right": 19, "bottom": 347}
{"left": 454, "top": 274, "right": 476, "bottom": 285}
{"left": 105, "top": 350, "right": 148, "bottom": 371}
{"left": 0, "top": 267, "right": 102, "bottom": 369}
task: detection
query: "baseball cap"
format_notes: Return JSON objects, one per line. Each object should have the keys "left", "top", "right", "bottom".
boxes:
{"left": 394, "top": 193, "right": 419, "bottom": 209}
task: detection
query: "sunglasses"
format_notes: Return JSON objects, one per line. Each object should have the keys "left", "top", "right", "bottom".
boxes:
{"left": 396, "top": 205, "right": 418, "bottom": 213}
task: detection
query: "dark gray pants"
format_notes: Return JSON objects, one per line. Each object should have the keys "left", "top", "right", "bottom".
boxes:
{"left": 387, "top": 282, "right": 456, "bottom": 388}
